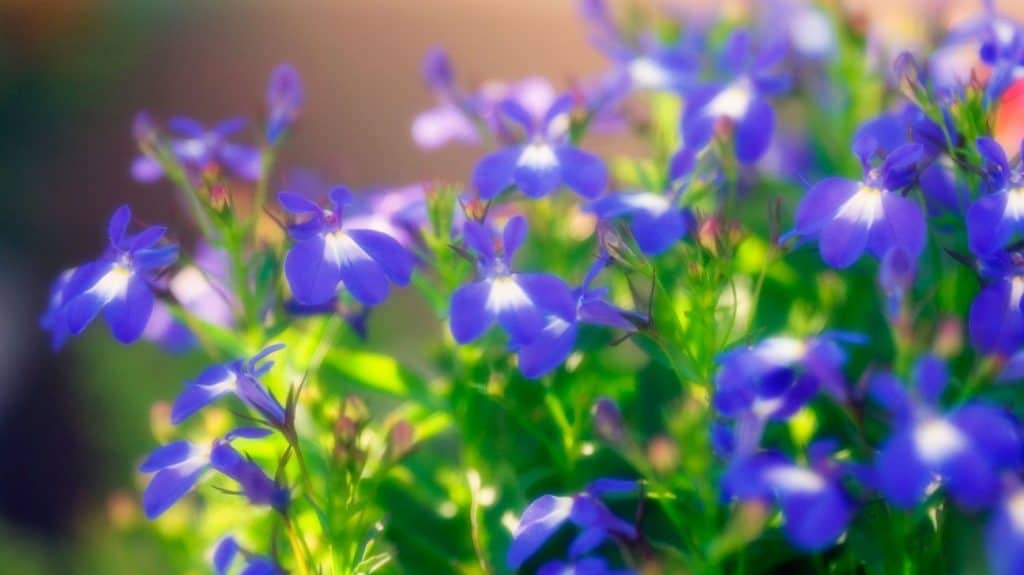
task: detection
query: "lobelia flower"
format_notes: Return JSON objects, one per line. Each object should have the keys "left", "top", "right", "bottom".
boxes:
{"left": 720, "top": 443, "right": 855, "bottom": 551}
{"left": 42, "top": 205, "right": 178, "bottom": 345}
{"left": 587, "top": 150, "right": 696, "bottom": 255}
{"left": 986, "top": 483, "right": 1024, "bottom": 575}
{"left": 966, "top": 137, "right": 1024, "bottom": 256}
{"left": 791, "top": 128, "right": 927, "bottom": 268}
{"left": 448, "top": 216, "right": 575, "bottom": 345}
{"left": 132, "top": 115, "right": 261, "bottom": 183}
{"left": 171, "top": 344, "right": 288, "bottom": 426}
{"left": 578, "top": 0, "right": 699, "bottom": 97}
{"left": 472, "top": 95, "right": 608, "bottom": 200}
{"left": 968, "top": 251, "right": 1024, "bottom": 356}
{"left": 512, "top": 255, "right": 639, "bottom": 378}
{"left": 879, "top": 246, "right": 917, "bottom": 320}
{"left": 681, "top": 29, "right": 790, "bottom": 165}
{"left": 140, "top": 427, "right": 277, "bottom": 519}
{"left": 212, "top": 536, "right": 280, "bottom": 575}
{"left": 932, "top": 0, "right": 1024, "bottom": 103}
{"left": 755, "top": 0, "right": 836, "bottom": 62}
{"left": 412, "top": 47, "right": 558, "bottom": 150}
{"left": 870, "top": 355, "right": 1022, "bottom": 509}
{"left": 265, "top": 63, "right": 303, "bottom": 144}
{"left": 507, "top": 479, "right": 638, "bottom": 570}
{"left": 279, "top": 186, "right": 414, "bottom": 306}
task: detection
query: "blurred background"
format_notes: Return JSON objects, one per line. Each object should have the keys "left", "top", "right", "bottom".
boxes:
{"left": 0, "top": 0, "right": 1021, "bottom": 572}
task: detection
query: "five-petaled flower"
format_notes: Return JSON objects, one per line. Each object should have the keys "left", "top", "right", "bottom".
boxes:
{"left": 171, "top": 344, "right": 289, "bottom": 426}
{"left": 969, "top": 251, "right": 1024, "bottom": 356}
{"left": 682, "top": 30, "right": 789, "bottom": 164}
{"left": 870, "top": 355, "right": 1022, "bottom": 510}
{"left": 132, "top": 116, "right": 262, "bottom": 183}
{"left": 967, "top": 138, "right": 1024, "bottom": 256}
{"left": 507, "top": 479, "right": 639, "bottom": 570}
{"left": 792, "top": 130, "right": 927, "bottom": 268}
{"left": 280, "top": 186, "right": 415, "bottom": 306}
{"left": 473, "top": 95, "right": 608, "bottom": 200}
{"left": 448, "top": 216, "right": 575, "bottom": 345}
{"left": 140, "top": 427, "right": 282, "bottom": 519}
{"left": 43, "top": 205, "right": 178, "bottom": 345}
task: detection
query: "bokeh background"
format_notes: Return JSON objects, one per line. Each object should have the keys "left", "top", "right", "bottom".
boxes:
{"left": 0, "top": 0, "right": 1021, "bottom": 572}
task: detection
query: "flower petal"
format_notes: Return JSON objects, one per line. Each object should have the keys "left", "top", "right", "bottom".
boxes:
{"left": 285, "top": 235, "right": 341, "bottom": 305}
{"left": 473, "top": 147, "right": 520, "bottom": 199}
{"left": 449, "top": 280, "right": 496, "bottom": 344}
{"left": 556, "top": 146, "right": 607, "bottom": 198}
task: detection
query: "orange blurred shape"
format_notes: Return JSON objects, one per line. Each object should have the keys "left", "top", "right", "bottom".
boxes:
{"left": 995, "top": 79, "right": 1024, "bottom": 154}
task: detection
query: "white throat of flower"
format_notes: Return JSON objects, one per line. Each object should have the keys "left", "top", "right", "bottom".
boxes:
{"left": 486, "top": 276, "right": 532, "bottom": 313}
{"left": 517, "top": 142, "right": 559, "bottom": 171}
{"left": 913, "top": 418, "right": 967, "bottom": 464}
{"left": 704, "top": 77, "right": 754, "bottom": 120}
{"left": 629, "top": 57, "right": 671, "bottom": 90}
{"left": 834, "top": 185, "right": 884, "bottom": 226}
{"left": 765, "top": 465, "right": 827, "bottom": 494}
{"left": 89, "top": 264, "right": 133, "bottom": 303}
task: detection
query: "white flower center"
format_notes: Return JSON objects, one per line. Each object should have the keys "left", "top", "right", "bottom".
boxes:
{"left": 517, "top": 143, "right": 559, "bottom": 171}
{"left": 1007, "top": 490, "right": 1024, "bottom": 534}
{"left": 754, "top": 337, "right": 807, "bottom": 367}
{"left": 704, "top": 78, "right": 754, "bottom": 120}
{"left": 765, "top": 465, "right": 827, "bottom": 494}
{"left": 913, "top": 418, "right": 966, "bottom": 464}
{"left": 486, "top": 276, "right": 532, "bottom": 313}
{"left": 751, "top": 396, "right": 785, "bottom": 418}
{"left": 1004, "top": 188, "right": 1024, "bottom": 221}
{"left": 89, "top": 264, "right": 133, "bottom": 303}
{"left": 834, "top": 185, "right": 884, "bottom": 226}
{"left": 629, "top": 57, "right": 671, "bottom": 90}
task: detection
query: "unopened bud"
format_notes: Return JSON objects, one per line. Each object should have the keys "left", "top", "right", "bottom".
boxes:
{"left": 647, "top": 435, "right": 679, "bottom": 474}
{"left": 592, "top": 397, "right": 625, "bottom": 444}
{"left": 387, "top": 420, "right": 415, "bottom": 461}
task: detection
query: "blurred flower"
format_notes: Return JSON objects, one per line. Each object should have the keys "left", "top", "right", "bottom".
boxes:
{"left": 213, "top": 536, "right": 281, "bottom": 575}
{"left": 508, "top": 479, "right": 638, "bottom": 570}
{"left": 870, "top": 355, "right": 1021, "bottom": 509}
{"left": 266, "top": 63, "right": 303, "bottom": 144}
{"left": 931, "top": 0, "right": 1024, "bottom": 103}
{"left": 42, "top": 205, "right": 178, "bottom": 345}
{"left": 132, "top": 116, "right": 261, "bottom": 183}
{"left": 279, "top": 187, "right": 414, "bottom": 306}
{"left": 721, "top": 446, "right": 854, "bottom": 551}
{"left": 448, "top": 216, "right": 575, "bottom": 345}
{"left": 588, "top": 183, "right": 694, "bottom": 257}
{"left": 966, "top": 137, "right": 1024, "bottom": 256}
{"left": 879, "top": 246, "right": 917, "bottom": 320}
{"left": 986, "top": 483, "right": 1024, "bottom": 575}
{"left": 139, "top": 427, "right": 274, "bottom": 519}
{"left": 682, "top": 30, "right": 789, "bottom": 164}
{"left": 538, "top": 557, "right": 634, "bottom": 575}
{"left": 473, "top": 95, "right": 608, "bottom": 200}
{"left": 968, "top": 251, "right": 1024, "bottom": 356}
{"left": 171, "top": 344, "right": 288, "bottom": 426}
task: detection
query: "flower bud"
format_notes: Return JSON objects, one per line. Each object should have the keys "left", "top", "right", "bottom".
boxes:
{"left": 592, "top": 397, "right": 625, "bottom": 444}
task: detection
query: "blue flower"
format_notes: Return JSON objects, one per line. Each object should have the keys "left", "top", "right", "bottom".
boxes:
{"left": 513, "top": 255, "right": 638, "bottom": 378}
{"left": 212, "top": 536, "right": 281, "bottom": 575}
{"left": 792, "top": 130, "right": 927, "bottom": 268}
{"left": 931, "top": 1, "right": 1024, "bottom": 103}
{"left": 721, "top": 446, "right": 854, "bottom": 551}
{"left": 171, "top": 344, "right": 288, "bottom": 426}
{"left": 967, "top": 137, "right": 1024, "bottom": 256}
{"left": 42, "top": 206, "right": 178, "bottom": 345}
{"left": 280, "top": 187, "right": 414, "bottom": 306}
{"left": 508, "top": 479, "right": 638, "bottom": 570}
{"left": 969, "top": 252, "right": 1024, "bottom": 356}
{"left": 266, "top": 63, "right": 303, "bottom": 144}
{"left": 587, "top": 158, "right": 695, "bottom": 255}
{"left": 879, "top": 247, "right": 917, "bottom": 320}
{"left": 140, "top": 427, "right": 276, "bottom": 519}
{"left": 578, "top": 0, "right": 699, "bottom": 96}
{"left": 132, "top": 116, "right": 261, "bottom": 183}
{"left": 870, "top": 355, "right": 1022, "bottom": 509}
{"left": 448, "top": 216, "right": 575, "bottom": 345}
{"left": 472, "top": 95, "right": 608, "bottom": 200}
{"left": 986, "top": 484, "right": 1024, "bottom": 575}
{"left": 682, "top": 30, "right": 789, "bottom": 164}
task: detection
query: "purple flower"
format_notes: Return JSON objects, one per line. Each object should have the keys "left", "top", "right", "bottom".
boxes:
{"left": 879, "top": 247, "right": 917, "bottom": 320}
{"left": 870, "top": 355, "right": 1022, "bottom": 510}
{"left": 412, "top": 48, "right": 559, "bottom": 150}
{"left": 212, "top": 536, "right": 281, "bottom": 575}
{"left": 967, "top": 137, "right": 1024, "bottom": 256}
{"left": 969, "top": 252, "right": 1024, "bottom": 356}
{"left": 280, "top": 187, "right": 414, "bottom": 306}
{"left": 587, "top": 164, "right": 694, "bottom": 255}
{"left": 508, "top": 479, "right": 638, "bottom": 570}
{"left": 345, "top": 184, "right": 429, "bottom": 249}
{"left": 931, "top": 1, "right": 1024, "bottom": 102}
{"left": 171, "top": 344, "right": 288, "bottom": 426}
{"left": 472, "top": 95, "right": 607, "bottom": 200}
{"left": 139, "top": 427, "right": 275, "bottom": 519}
{"left": 721, "top": 447, "right": 854, "bottom": 551}
{"left": 791, "top": 130, "right": 927, "bottom": 268}
{"left": 682, "top": 30, "right": 789, "bottom": 164}
{"left": 578, "top": 0, "right": 699, "bottom": 96}
{"left": 513, "top": 256, "right": 638, "bottom": 378}
{"left": 448, "top": 216, "right": 575, "bottom": 345}
{"left": 42, "top": 206, "right": 178, "bottom": 346}
{"left": 986, "top": 484, "right": 1024, "bottom": 575}
{"left": 132, "top": 116, "right": 261, "bottom": 183}
{"left": 266, "top": 63, "right": 303, "bottom": 144}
